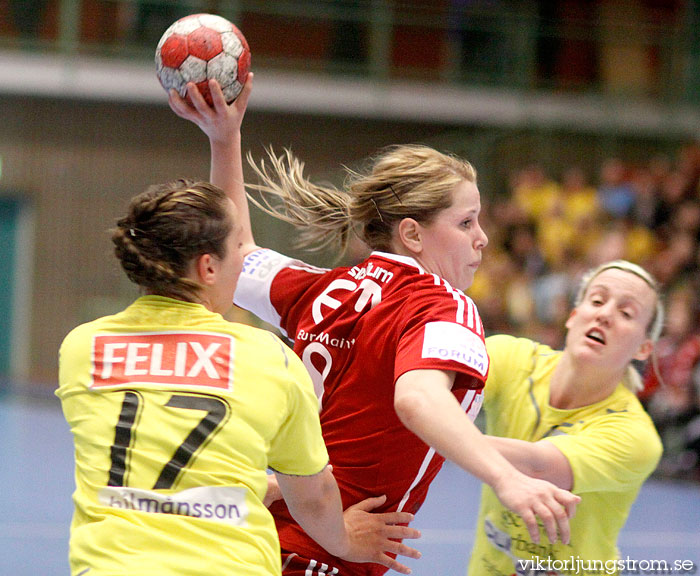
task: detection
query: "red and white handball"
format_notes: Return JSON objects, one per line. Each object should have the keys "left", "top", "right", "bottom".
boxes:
{"left": 155, "top": 13, "right": 251, "bottom": 105}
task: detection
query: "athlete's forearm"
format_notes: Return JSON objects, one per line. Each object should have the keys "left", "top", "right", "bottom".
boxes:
{"left": 210, "top": 132, "right": 257, "bottom": 253}
{"left": 276, "top": 468, "right": 350, "bottom": 558}
{"left": 394, "top": 369, "right": 579, "bottom": 545}
{"left": 394, "top": 369, "right": 516, "bottom": 488}
{"left": 487, "top": 436, "right": 574, "bottom": 490}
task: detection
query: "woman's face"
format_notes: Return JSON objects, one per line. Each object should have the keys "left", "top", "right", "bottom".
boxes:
{"left": 411, "top": 179, "right": 488, "bottom": 290}
{"left": 565, "top": 268, "right": 656, "bottom": 370}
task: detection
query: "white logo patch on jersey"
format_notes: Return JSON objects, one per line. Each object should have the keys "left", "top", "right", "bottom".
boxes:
{"left": 421, "top": 321, "right": 489, "bottom": 376}
{"left": 240, "top": 249, "right": 293, "bottom": 280}
{"left": 91, "top": 331, "right": 234, "bottom": 391}
{"left": 99, "top": 485, "right": 249, "bottom": 526}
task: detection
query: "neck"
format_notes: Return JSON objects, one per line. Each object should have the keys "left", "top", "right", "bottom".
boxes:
{"left": 550, "top": 351, "right": 622, "bottom": 409}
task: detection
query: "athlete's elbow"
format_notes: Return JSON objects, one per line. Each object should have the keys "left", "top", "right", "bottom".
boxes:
{"left": 394, "top": 387, "right": 431, "bottom": 432}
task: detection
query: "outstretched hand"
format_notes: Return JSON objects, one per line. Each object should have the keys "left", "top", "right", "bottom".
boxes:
{"left": 493, "top": 473, "right": 580, "bottom": 545}
{"left": 168, "top": 74, "right": 253, "bottom": 145}
{"left": 340, "top": 495, "right": 422, "bottom": 575}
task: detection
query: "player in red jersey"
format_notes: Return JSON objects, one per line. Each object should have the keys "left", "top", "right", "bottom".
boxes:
{"left": 169, "top": 76, "right": 580, "bottom": 576}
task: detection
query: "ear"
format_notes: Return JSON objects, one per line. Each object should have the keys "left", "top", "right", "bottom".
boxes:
{"left": 633, "top": 338, "right": 654, "bottom": 362}
{"left": 564, "top": 307, "right": 577, "bottom": 331}
{"left": 195, "top": 253, "right": 218, "bottom": 286}
{"left": 397, "top": 218, "right": 423, "bottom": 255}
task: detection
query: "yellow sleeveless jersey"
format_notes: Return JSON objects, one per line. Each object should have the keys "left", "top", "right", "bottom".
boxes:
{"left": 469, "top": 335, "right": 662, "bottom": 576}
{"left": 57, "top": 296, "right": 329, "bottom": 576}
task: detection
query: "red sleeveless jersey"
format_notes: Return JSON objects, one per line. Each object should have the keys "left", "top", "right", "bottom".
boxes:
{"left": 235, "top": 250, "right": 489, "bottom": 575}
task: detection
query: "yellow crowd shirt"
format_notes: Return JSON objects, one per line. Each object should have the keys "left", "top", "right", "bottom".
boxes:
{"left": 57, "top": 296, "right": 329, "bottom": 576}
{"left": 468, "top": 335, "right": 662, "bottom": 576}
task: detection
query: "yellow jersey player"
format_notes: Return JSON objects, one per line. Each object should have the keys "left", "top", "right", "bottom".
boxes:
{"left": 57, "top": 180, "right": 420, "bottom": 576}
{"left": 469, "top": 260, "right": 664, "bottom": 576}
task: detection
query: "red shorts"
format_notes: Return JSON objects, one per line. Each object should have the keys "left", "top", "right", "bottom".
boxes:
{"left": 281, "top": 552, "right": 342, "bottom": 575}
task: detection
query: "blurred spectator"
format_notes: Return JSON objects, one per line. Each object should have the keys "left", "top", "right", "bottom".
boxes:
{"left": 530, "top": 255, "right": 575, "bottom": 346}
{"left": 652, "top": 169, "right": 694, "bottom": 236}
{"left": 642, "top": 284, "right": 700, "bottom": 478}
{"left": 597, "top": 157, "right": 636, "bottom": 219}
{"left": 470, "top": 249, "right": 519, "bottom": 335}
{"left": 512, "top": 163, "right": 560, "bottom": 220}
{"left": 648, "top": 153, "right": 673, "bottom": 192}
{"left": 539, "top": 166, "right": 600, "bottom": 265}
{"left": 629, "top": 166, "right": 660, "bottom": 229}
{"left": 586, "top": 217, "right": 657, "bottom": 268}
{"left": 676, "top": 143, "right": 700, "bottom": 188}
{"left": 650, "top": 231, "right": 697, "bottom": 286}
{"left": 674, "top": 200, "right": 700, "bottom": 242}
{"left": 560, "top": 166, "right": 599, "bottom": 223}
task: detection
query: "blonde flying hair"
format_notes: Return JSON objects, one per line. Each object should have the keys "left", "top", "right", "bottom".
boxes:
{"left": 245, "top": 144, "right": 477, "bottom": 254}
{"left": 574, "top": 259, "right": 665, "bottom": 392}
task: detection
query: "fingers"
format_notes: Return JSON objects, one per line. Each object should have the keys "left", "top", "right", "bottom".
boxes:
{"left": 380, "top": 557, "right": 412, "bottom": 575}
{"left": 376, "top": 541, "right": 422, "bottom": 575}
{"left": 520, "top": 490, "right": 578, "bottom": 545}
{"left": 208, "top": 79, "right": 228, "bottom": 110}
{"left": 558, "top": 491, "right": 580, "bottom": 518}
{"left": 542, "top": 489, "right": 579, "bottom": 544}
{"left": 198, "top": 76, "right": 253, "bottom": 114}
{"left": 532, "top": 502, "right": 560, "bottom": 545}
{"left": 380, "top": 523, "right": 421, "bottom": 541}
{"left": 522, "top": 498, "right": 572, "bottom": 545}
{"left": 379, "top": 554, "right": 415, "bottom": 575}
{"left": 167, "top": 89, "right": 192, "bottom": 118}
{"left": 186, "top": 82, "right": 212, "bottom": 114}
{"left": 519, "top": 508, "right": 541, "bottom": 544}
{"left": 341, "top": 504, "right": 423, "bottom": 572}
{"left": 349, "top": 494, "right": 387, "bottom": 513}
{"left": 392, "top": 540, "right": 422, "bottom": 560}
{"left": 373, "top": 510, "right": 416, "bottom": 527}
{"left": 550, "top": 490, "right": 579, "bottom": 545}
{"left": 554, "top": 513, "right": 571, "bottom": 546}
{"left": 234, "top": 72, "right": 254, "bottom": 110}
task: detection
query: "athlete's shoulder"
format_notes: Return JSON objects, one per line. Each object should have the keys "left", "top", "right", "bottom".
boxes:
{"left": 483, "top": 335, "right": 558, "bottom": 400}
{"left": 231, "top": 321, "right": 288, "bottom": 352}
{"left": 236, "top": 248, "right": 331, "bottom": 331}
{"left": 487, "top": 333, "right": 530, "bottom": 355}
{"left": 578, "top": 385, "right": 661, "bottom": 450}
{"left": 486, "top": 334, "right": 556, "bottom": 363}
{"left": 401, "top": 273, "right": 483, "bottom": 328}
{"left": 60, "top": 314, "right": 121, "bottom": 350}
{"left": 232, "top": 322, "right": 307, "bottom": 374}
{"left": 585, "top": 386, "right": 663, "bottom": 468}
{"left": 606, "top": 385, "right": 660, "bottom": 424}
{"left": 242, "top": 247, "right": 328, "bottom": 282}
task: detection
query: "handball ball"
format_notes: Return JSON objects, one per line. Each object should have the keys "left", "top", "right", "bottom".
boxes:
{"left": 155, "top": 13, "right": 251, "bottom": 106}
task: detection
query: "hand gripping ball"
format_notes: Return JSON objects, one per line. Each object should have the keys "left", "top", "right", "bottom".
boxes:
{"left": 155, "top": 13, "right": 251, "bottom": 105}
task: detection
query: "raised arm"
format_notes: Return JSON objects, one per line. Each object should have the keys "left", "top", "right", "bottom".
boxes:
{"left": 276, "top": 466, "right": 422, "bottom": 575}
{"left": 394, "top": 369, "right": 580, "bottom": 545}
{"left": 168, "top": 76, "right": 258, "bottom": 255}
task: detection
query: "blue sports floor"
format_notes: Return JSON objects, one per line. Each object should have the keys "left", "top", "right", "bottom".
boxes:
{"left": 1, "top": 391, "right": 698, "bottom": 575}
